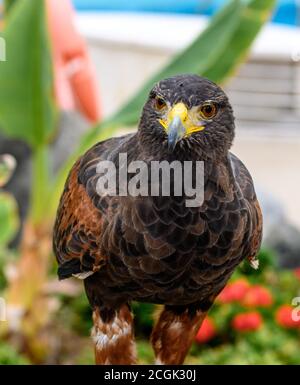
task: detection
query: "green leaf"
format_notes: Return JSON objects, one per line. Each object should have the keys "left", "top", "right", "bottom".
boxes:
{"left": 202, "top": 0, "right": 276, "bottom": 83}
{"left": 0, "top": 0, "right": 56, "bottom": 149}
{"left": 4, "top": 0, "right": 18, "bottom": 15}
{"left": 0, "top": 191, "right": 19, "bottom": 246}
{"left": 0, "top": 342, "right": 29, "bottom": 364}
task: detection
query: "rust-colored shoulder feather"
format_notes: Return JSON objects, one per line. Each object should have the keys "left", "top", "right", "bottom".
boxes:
{"left": 53, "top": 159, "right": 104, "bottom": 279}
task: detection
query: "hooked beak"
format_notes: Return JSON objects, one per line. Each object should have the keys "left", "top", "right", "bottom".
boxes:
{"left": 167, "top": 103, "right": 188, "bottom": 152}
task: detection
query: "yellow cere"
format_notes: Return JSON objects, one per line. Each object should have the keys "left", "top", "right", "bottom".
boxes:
{"left": 169, "top": 102, "right": 188, "bottom": 121}
{"left": 159, "top": 103, "right": 205, "bottom": 136}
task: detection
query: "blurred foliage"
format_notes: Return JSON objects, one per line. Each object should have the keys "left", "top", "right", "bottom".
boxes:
{"left": 132, "top": 302, "right": 155, "bottom": 336}
{"left": 0, "top": 0, "right": 55, "bottom": 364}
{"left": 0, "top": 342, "right": 29, "bottom": 364}
{"left": 0, "top": 192, "right": 18, "bottom": 247}
{"left": 0, "top": 0, "right": 56, "bottom": 149}
{"left": 0, "top": 155, "right": 18, "bottom": 289}
{"left": 0, "top": 0, "right": 56, "bottom": 223}
{"left": 3, "top": 0, "right": 17, "bottom": 15}
{"left": 0, "top": 155, "right": 18, "bottom": 248}
{"left": 58, "top": 292, "right": 93, "bottom": 337}
{"left": 188, "top": 328, "right": 300, "bottom": 365}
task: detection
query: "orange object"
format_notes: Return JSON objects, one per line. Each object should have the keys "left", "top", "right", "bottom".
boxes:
{"left": 195, "top": 316, "right": 216, "bottom": 343}
{"left": 217, "top": 278, "right": 250, "bottom": 304}
{"left": 232, "top": 311, "right": 263, "bottom": 332}
{"left": 46, "top": 0, "right": 100, "bottom": 123}
{"left": 242, "top": 285, "right": 273, "bottom": 308}
{"left": 276, "top": 305, "right": 300, "bottom": 329}
{"left": 294, "top": 268, "right": 300, "bottom": 280}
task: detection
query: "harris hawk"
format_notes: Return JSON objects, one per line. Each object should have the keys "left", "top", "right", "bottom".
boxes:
{"left": 53, "top": 74, "right": 262, "bottom": 365}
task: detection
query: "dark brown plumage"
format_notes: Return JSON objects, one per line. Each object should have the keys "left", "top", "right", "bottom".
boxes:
{"left": 53, "top": 74, "right": 262, "bottom": 364}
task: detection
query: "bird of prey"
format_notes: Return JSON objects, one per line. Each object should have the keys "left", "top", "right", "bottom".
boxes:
{"left": 53, "top": 74, "right": 262, "bottom": 365}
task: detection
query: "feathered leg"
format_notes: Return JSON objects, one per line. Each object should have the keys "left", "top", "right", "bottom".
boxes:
{"left": 92, "top": 304, "right": 137, "bottom": 365}
{"left": 151, "top": 305, "right": 207, "bottom": 365}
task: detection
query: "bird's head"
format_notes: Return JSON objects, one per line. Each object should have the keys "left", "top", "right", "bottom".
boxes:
{"left": 139, "top": 74, "right": 235, "bottom": 159}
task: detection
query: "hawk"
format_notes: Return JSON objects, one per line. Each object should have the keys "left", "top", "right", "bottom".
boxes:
{"left": 53, "top": 74, "right": 262, "bottom": 365}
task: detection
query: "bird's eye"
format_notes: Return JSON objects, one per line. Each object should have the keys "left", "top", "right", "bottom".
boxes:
{"left": 155, "top": 97, "right": 167, "bottom": 111}
{"left": 199, "top": 102, "right": 217, "bottom": 120}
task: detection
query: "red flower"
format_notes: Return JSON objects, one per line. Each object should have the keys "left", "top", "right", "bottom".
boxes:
{"left": 294, "top": 268, "right": 300, "bottom": 280}
{"left": 232, "top": 311, "right": 263, "bottom": 332}
{"left": 217, "top": 279, "right": 249, "bottom": 304}
{"left": 242, "top": 285, "right": 273, "bottom": 307}
{"left": 276, "top": 305, "right": 300, "bottom": 329}
{"left": 195, "top": 317, "right": 216, "bottom": 343}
